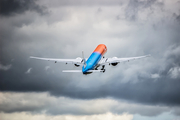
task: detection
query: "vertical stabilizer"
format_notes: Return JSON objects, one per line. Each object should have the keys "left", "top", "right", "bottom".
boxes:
{"left": 82, "top": 51, "right": 87, "bottom": 68}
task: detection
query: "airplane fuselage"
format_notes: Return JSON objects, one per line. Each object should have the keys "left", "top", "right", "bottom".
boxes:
{"left": 82, "top": 44, "right": 107, "bottom": 74}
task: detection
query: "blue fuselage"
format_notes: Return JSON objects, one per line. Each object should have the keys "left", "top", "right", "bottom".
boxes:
{"left": 82, "top": 52, "right": 102, "bottom": 74}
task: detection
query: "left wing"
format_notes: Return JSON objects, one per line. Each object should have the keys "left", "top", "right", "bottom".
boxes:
{"left": 30, "top": 56, "right": 83, "bottom": 64}
{"left": 99, "top": 54, "right": 151, "bottom": 65}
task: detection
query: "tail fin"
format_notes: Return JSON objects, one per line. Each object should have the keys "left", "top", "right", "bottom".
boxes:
{"left": 82, "top": 51, "right": 87, "bottom": 68}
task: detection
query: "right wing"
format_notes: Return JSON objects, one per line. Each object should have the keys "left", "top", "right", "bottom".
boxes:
{"left": 99, "top": 54, "right": 151, "bottom": 65}
{"left": 30, "top": 56, "right": 83, "bottom": 64}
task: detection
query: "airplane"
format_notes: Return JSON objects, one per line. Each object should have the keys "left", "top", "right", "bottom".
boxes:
{"left": 30, "top": 44, "right": 151, "bottom": 74}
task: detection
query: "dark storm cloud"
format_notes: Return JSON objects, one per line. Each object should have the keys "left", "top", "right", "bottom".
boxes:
{"left": 125, "top": 0, "right": 164, "bottom": 21}
{"left": 0, "top": 0, "right": 48, "bottom": 16}
{"left": 40, "top": 0, "right": 124, "bottom": 6}
{"left": 173, "top": 13, "right": 180, "bottom": 23}
{"left": 50, "top": 57, "right": 180, "bottom": 106}
{"left": 1, "top": 46, "right": 180, "bottom": 106}
{"left": 1, "top": 0, "right": 180, "bottom": 117}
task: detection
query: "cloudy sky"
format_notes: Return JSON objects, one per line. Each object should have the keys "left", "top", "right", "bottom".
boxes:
{"left": 0, "top": 0, "right": 180, "bottom": 120}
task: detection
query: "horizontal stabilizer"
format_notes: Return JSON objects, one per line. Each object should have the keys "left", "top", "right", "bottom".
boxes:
{"left": 62, "top": 70, "right": 104, "bottom": 73}
{"left": 88, "top": 70, "right": 104, "bottom": 72}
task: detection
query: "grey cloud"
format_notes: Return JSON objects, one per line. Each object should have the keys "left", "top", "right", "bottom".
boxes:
{"left": 0, "top": 92, "right": 49, "bottom": 113}
{"left": 39, "top": 0, "right": 125, "bottom": 7}
{"left": 172, "top": 107, "right": 180, "bottom": 116}
{"left": 173, "top": 13, "right": 180, "bottom": 23}
{"left": 0, "top": 112, "right": 134, "bottom": 120}
{"left": 0, "top": 0, "right": 180, "bottom": 117}
{"left": 125, "top": 0, "right": 164, "bottom": 21}
{"left": 0, "top": 63, "right": 11, "bottom": 71}
{"left": 0, "top": 92, "right": 172, "bottom": 116}
{"left": 0, "top": 0, "right": 48, "bottom": 16}
{"left": 25, "top": 68, "right": 32, "bottom": 74}
{"left": 177, "top": 15, "right": 180, "bottom": 22}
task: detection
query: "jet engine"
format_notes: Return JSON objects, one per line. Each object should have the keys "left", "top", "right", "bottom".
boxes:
{"left": 111, "top": 62, "right": 118, "bottom": 66}
{"left": 74, "top": 57, "right": 82, "bottom": 67}
{"left": 74, "top": 64, "right": 80, "bottom": 67}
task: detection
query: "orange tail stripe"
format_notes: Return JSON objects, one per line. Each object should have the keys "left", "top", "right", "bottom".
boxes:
{"left": 93, "top": 44, "right": 107, "bottom": 55}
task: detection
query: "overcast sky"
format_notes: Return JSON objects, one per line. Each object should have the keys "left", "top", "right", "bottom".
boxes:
{"left": 0, "top": 0, "right": 180, "bottom": 120}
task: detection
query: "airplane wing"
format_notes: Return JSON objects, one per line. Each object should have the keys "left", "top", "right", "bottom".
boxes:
{"left": 30, "top": 56, "right": 83, "bottom": 64}
{"left": 99, "top": 54, "right": 151, "bottom": 65}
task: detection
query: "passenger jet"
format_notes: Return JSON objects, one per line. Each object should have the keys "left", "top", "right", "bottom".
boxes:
{"left": 30, "top": 44, "right": 150, "bottom": 74}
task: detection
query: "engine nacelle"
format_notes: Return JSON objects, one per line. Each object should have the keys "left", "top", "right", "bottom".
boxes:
{"left": 74, "top": 64, "right": 80, "bottom": 67}
{"left": 111, "top": 62, "right": 118, "bottom": 66}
